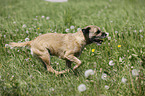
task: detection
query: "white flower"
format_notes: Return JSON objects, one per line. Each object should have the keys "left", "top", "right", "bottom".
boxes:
{"left": 121, "top": 77, "right": 127, "bottom": 83}
{"left": 105, "top": 85, "right": 109, "bottom": 89}
{"left": 46, "top": 16, "right": 50, "bottom": 20}
{"left": 101, "top": 73, "right": 107, "bottom": 80}
{"left": 13, "top": 21, "right": 16, "bottom": 24}
{"left": 134, "top": 30, "right": 137, "bottom": 33}
{"left": 78, "top": 84, "right": 86, "bottom": 92}
{"left": 5, "top": 44, "right": 9, "bottom": 48}
{"left": 49, "top": 87, "right": 54, "bottom": 91}
{"left": 109, "top": 60, "right": 115, "bottom": 66}
{"left": 140, "top": 35, "right": 143, "bottom": 38}
{"left": 65, "top": 28, "right": 69, "bottom": 32}
{"left": 119, "top": 57, "right": 123, "bottom": 62}
{"left": 139, "top": 30, "right": 143, "bottom": 32}
{"left": 77, "top": 28, "right": 81, "bottom": 31}
{"left": 115, "top": 31, "right": 118, "bottom": 33}
{"left": 84, "top": 69, "right": 94, "bottom": 78}
{"left": 107, "top": 36, "right": 111, "bottom": 40}
{"left": 132, "top": 69, "right": 139, "bottom": 76}
{"left": 45, "top": 0, "right": 68, "bottom": 2}
{"left": 4, "top": 35, "right": 6, "bottom": 38}
{"left": 22, "top": 24, "right": 27, "bottom": 28}
{"left": 25, "top": 38, "right": 30, "bottom": 42}
{"left": 26, "top": 30, "right": 29, "bottom": 34}
{"left": 41, "top": 16, "right": 45, "bottom": 18}
{"left": 70, "top": 25, "right": 75, "bottom": 29}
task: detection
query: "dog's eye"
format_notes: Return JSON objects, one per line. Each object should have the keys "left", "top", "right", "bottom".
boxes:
{"left": 96, "top": 30, "right": 101, "bottom": 34}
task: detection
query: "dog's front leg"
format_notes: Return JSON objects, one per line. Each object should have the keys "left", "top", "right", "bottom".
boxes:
{"left": 65, "top": 54, "right": 81, "bottom": 70}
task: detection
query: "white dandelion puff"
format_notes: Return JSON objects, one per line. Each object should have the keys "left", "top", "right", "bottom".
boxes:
{"left": 115, "top": 31, "right": 118, "bottom": 33}
{"left": 139, "top": 30, "right": 143, "bottom": 32}
{"left": 105, "top": 85, "right": 109, "bottom": 89}
{"left": 49, "top": 88, "right": 54, "bottom": 91}
{"left": 4, "top": 35, "right": 6, "bottom": 38}
{"left": 46, "top": 16, "right": 50, "bottom": 20}
{"left": 109, "top": 60, "right": 115, "bottom": 66}
{"left": 22, "top": 24, "right": 27, "bottom": 28}
{"left": 132, "top": 69, "right": 139, "bottom": 76}
{"left": 107, "top": 36, "right": 111, "bottom": 40}
{"left": 78, "top": 84, "right": 86, "bottom": 92}
{"left": 77, "top": 28, "right": 81, "bottom": 31}
{"left": 101, "top": 73, "right": 107, "bottom": 80}
{"left": 121, "top": 77, "right": 127, "bottom": 83}
{"left": 41, "top": 16, "right": 45, "bottom": 18}
{"left": 26, "top": 30, "right": 29, "bottom": 34}
{"left": 5, "top": 44, "right": 9, "bottom": 48}
{"left": 65, "top": 28, "right": 69, "bottom": 32}
{"left": 70, "top": 25, "right": 75, "bottom": 29}
{"left": 134, "top": 30, "right": 137, "bottom": 33}
{"left": 84, "top": 69, "right": 94, "bottom": 78}
{"left": 25, "top": 38, "right": 30, "bottom": 42}
{"left": 119, "top": 57, "right": 123, "bottom": 62}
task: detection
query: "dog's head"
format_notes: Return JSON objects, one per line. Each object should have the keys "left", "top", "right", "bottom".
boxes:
{"left": 82, "top": 25, "right": 107, "bottom": 45}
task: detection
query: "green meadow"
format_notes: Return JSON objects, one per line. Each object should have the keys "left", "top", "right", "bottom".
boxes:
{"left": 0, "top": 0, "right": 145, "bottom": 95}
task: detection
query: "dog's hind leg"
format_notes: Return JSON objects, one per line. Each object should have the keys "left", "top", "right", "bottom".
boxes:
{"left": 33, "top": 48, "right": 69, "bottom": 75}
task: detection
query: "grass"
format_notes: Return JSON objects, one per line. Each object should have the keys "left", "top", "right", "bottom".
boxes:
{"left": 0, "top": 0, "right": 145, "bottom": 95}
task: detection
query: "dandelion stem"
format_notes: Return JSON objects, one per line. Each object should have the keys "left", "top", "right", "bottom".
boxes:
{"left": 129, "top": 68, "right": 136, "bottom": 94}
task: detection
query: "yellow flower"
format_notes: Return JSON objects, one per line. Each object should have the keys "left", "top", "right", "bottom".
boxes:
{"left": 118, "top": 45, "right": 121, "bottom": 47}
{"left": 37, "top": 28, "right": 40, "bottom": 29}
{"left": 92, "top": 49, "right": 95, "bottom": 52}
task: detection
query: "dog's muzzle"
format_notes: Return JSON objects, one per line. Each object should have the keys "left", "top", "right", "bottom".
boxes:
{"left": 93, "top": 32, "right": 107, "bottom": 45}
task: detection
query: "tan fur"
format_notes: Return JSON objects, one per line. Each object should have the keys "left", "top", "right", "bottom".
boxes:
{"left": 9, "top": 25, "right": 107, "bottom": 75}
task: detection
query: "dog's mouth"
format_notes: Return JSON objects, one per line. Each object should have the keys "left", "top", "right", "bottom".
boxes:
{"left": 93, "top": 38, "right": 103, "bottom": 45}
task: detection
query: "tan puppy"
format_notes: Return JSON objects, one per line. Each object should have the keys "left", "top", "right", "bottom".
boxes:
{"left": 10, "top": 25, "right": 107, "bottom": 75}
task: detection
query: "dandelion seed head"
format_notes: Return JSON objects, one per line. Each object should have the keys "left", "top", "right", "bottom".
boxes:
{"left": 70, "top": 25, "right": 75, "bottom": 29}
{"left": 105, "top": 85, "right": 109, "bottom": 89}
{"left": 77, "top": 28, "right": 81, "bottom": 31}
{"left": 25, "top": 38, "right": 30, "bottom": 42}
{"left": 84, "top": 69, "right": 94, "bottom": 78}
{"left": 5, "top": 44, "right": 9, "bottom": 48}
{"left": 46, "top": 16, "right": 50, "bottom": 20}
{"left": 115, "top": 31, "right": 118, "bottom": 33}
{"left": 65, "top": 28, "right": 69, "bottom": 32}
{"left": 121, "top": 77, "right": 127, "bottom": 83}
{"left": 78, "top": 84, "right": 86, "bottom": 92}
{"left": 109, "top": 60, "right": 115, "bottom": 66}
{"left": 107, "top": 36, "right": 111, "bottom": 40}
{"left": 26, "top": 30, "right": 29, "bottom": 34}
{"left": 22, "top": 24, "right": 27, "bottom": 28}
{"left": 132, "top": 69, "right": 139, "bottom": 76}
{"left": 101, "top": 73, "right": 107, "bottom": 80}
{"left": 41, "top": 16, "right": 45, "bottom": 18}
{"left": 139, "top": 30, "right": 143, "bottom": 32}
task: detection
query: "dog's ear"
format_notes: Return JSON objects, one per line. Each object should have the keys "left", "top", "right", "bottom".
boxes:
{"left": 82, "top": 27, "right": 91, "bottom": 34}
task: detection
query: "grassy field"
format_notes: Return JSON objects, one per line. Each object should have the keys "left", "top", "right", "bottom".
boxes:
{"left": 0, "top": 0, "right": 145, "bottom": 95}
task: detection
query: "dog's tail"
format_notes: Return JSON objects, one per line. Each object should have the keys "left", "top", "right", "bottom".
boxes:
{"left": 9, "top": 41, "right": 32, "bottom": 47}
